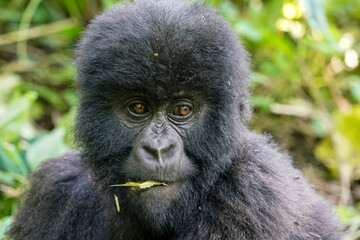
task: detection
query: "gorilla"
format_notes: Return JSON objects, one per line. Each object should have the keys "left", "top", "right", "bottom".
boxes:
{"left": 8, "top": 0, "right": 341, "bottom": 239}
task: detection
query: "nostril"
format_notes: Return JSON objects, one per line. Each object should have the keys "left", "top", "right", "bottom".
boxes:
{"left": 142, "top": 145, "right": 159, "bottom": 159}
{"left": 160, "top": 144, "right": 174, "bottom": 154}
{"left": 141, "top": 144, "right": 176, "bottom": 162}
{"left": 160, "top": 144, "right": 177, "bottom": 160}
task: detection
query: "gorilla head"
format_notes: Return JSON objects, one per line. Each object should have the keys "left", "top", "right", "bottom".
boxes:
{"left": 75, "top": 0, "right": 252, "bottom": 231}
{"left": 8, "top": 1, "right": 341, "bottom": 239}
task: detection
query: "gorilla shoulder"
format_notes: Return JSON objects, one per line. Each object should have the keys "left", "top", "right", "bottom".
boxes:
{"left": 8, "top": 153, "right": 107, "bottom": 240}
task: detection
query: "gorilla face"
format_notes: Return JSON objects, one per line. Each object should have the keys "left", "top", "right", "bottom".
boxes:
{"left": 102, "top": 91, "right": 206, "bottom": 226}
{"left": 115, "top": 91, "right": 203, "bottom": 192}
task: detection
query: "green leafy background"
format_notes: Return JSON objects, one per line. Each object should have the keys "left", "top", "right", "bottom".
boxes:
{"left": 0, "top": 0, "right": 359, "bottom": 239}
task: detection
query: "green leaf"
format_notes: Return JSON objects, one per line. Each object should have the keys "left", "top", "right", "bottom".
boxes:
{"left": 336, "top": 206, "right": 355, "bottom": 222}
{"left": 22, "top": 83, "right": 67, "bottom": 111}
{"left": 251, "top": 97, "right": 274, "bottom": 111}
{"left": 110, "top": 181, "right": 168, "bottom": 189}
{"left": 26, "top": 127, "right": 68, "bottom": 171}
{"left": 0, "top": 92, "right": 37, "bottom": 129}
{"left": 0, "top": 171, "right": 16, "bottom": 185}
{"left": 350, "top": 77, "right": 360, "bottom": 102}
{"left": 100, "top": 0, "right": 119, "bottom": 10}
{"left": 219, "top": 0, "right": 238, "bottom": 21}
{"left": 0, "top": 216, "right": 13, "bottom": 239}
{"left": 299, "top": 0, "right": 340, "bottom": 52}
{"left": 0, "top": 9, "right": 22, "bottom": 21}
{"left": 0, "top": 73, "right": 21, "bottom": 101}
{"left": 114, "top": 194, "right": 120, "bottom": 212}
{"left": 311, "top": 119, "right": 328, "bottom": 137}
{"left": 335, "top": 105, "right": 360, "bottom": 154}
{"left": 251, "top": 72, "right": 270, "bottom": 85}
{"left": 234, "top": 21, "right": 263, "bottom": 42}
{"left": 314, "top": 137, "right": 338, "bottom": 177}
{"left": 0, "top": 143, "right": 28, "bottom": 176}
{"left": 138, "top": 181, "right": 168, "bottom": 189}
{"left": 316, "top": 105, "right": 360, "bottom": 179}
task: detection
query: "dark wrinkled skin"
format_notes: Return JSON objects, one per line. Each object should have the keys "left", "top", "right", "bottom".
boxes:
{"left": 8, "top": 1, "right": 342, "bottom": 239}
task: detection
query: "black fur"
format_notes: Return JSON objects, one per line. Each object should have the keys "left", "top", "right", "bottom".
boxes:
{"left": 8, "top": 1, "right": 341, "bottom": 239}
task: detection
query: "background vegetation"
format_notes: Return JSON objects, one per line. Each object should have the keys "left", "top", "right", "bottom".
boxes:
{"left": 0, "top": 0, "right": 359, "bottom": 238}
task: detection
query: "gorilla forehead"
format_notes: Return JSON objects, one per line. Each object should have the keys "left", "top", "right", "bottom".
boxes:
{"left": 76, "top": 0, "right": 250, "bottom": 103}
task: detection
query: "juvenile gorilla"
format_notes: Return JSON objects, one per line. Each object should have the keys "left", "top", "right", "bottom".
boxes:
{"left": 9, "top": 1, "right": 341, "bottom": 239}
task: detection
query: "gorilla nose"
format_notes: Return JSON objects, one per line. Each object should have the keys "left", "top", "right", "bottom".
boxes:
{"left": 141, "top": 143, "right": 177, "bottom": 166}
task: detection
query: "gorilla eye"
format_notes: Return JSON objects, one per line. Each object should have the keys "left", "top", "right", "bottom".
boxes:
{"left": 129, "top": 103, "right": 148, "bottom": 115}
{"left": 172, "top": 106, "right": 192, "bottom": 117}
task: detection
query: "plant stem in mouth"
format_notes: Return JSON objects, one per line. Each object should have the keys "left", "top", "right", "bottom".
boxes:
{"left": 110, "top": 181, "right": 168, "bottom": 189}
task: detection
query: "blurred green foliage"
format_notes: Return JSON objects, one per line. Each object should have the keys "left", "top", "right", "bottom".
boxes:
{"left": 0, "top": 0, "right": 359, "bottom": 238}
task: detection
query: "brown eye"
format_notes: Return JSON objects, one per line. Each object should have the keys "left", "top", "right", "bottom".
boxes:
{"left": 172, "top": 106, "right": 192, "bottom": 117}
{"left": 130, "top": 103, "right": 147, "bottom": 115}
